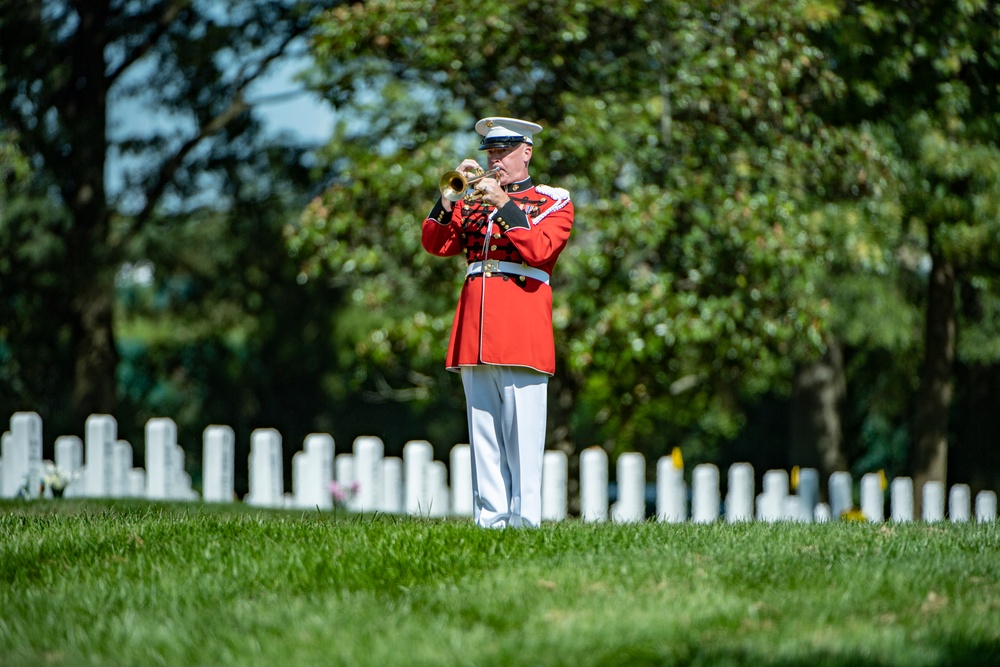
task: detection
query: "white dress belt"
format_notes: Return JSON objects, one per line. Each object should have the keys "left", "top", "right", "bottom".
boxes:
{"left": 466, "top": 260, "right": 550, "bottom": 285}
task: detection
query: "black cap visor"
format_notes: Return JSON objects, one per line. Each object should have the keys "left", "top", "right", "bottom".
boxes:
{"left": 479, "top": 135, "right": 528, "bottom": 151}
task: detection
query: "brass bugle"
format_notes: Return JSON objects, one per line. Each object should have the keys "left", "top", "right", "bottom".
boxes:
{"left": 439, "top": 167, "right": 501, "bottom": 202}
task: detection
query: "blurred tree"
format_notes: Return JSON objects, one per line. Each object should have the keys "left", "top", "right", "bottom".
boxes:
{"left": 294, "top": 0, "right": 898, "bottom": 470}
{"left": 819, "top": 0, "right": 1000, "bottom": 500}
{"left": 0, "top": 0, "right": 336, "bottom": 428}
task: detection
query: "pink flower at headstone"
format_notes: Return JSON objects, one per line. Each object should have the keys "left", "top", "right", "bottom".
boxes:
{"left": 328, "top": 481, "right": 347, "bottom": 503}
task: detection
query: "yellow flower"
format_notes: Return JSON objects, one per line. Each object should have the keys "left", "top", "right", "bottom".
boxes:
{"left": 671, "top": 447, "right": 683, "bottom": 470}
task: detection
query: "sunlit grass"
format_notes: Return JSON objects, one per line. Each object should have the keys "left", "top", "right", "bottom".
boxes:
{"left": 2, "top": 500, "right": 999, "bottom": 666}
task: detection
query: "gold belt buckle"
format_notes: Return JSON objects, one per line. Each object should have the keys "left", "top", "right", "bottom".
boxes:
{"left": 483, "top": 259, "right": 500, "bottom": 277}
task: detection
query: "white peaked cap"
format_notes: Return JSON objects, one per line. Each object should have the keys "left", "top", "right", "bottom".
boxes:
{"left": 475, "top": 117, "right": 543, "bottom": 150}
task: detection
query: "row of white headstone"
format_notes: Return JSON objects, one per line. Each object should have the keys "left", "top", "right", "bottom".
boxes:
{"left": 0, "top": 413, "right": 197, "bottom": 501}
{"left": 2, "top": 411, "right": 997, "bottom": 523}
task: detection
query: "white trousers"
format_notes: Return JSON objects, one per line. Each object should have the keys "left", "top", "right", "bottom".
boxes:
{"left": 460, "top": 365, "right": 548, "bottom": 528}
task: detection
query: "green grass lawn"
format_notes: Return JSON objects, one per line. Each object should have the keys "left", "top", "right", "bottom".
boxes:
{"left": 2, "top": 500, "right": 999, "bottom": 667}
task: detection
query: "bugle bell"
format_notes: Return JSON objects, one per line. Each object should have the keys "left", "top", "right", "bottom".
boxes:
{"left": 439, "top": 167, "right": 501, "bottom": 202}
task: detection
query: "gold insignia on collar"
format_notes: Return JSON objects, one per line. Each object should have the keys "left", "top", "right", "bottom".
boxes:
{"left": 511, "top": 183, "right": 520, "bottom": 191}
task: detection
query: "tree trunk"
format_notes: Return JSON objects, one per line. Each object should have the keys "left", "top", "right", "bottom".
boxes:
{"left": 69, "top": 274, "right": 119, "bottom": 422}
{"left": 912, "top": 246, "right": 956, "bottom": 515}
{"left": 790, "top": 339, "right": 848, "bottom": 477}
{"left": 62, "top": 1, "right": 118, "bottom": 424}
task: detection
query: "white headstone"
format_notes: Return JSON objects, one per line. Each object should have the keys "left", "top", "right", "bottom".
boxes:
{"left": 84, "top": 414, "right": 116, "bottom": 498}
{"left": 292, "top": 451, "right": 311, "bottom": 508}
{"left": 381, "top": 457, "right": 403, "bottom": 514}
{"left": 291, "top": 433, "right": 333, "bottom": 510}
{"left": 580, "top": 446, "right": 609, "bottom": 523}
{"left": 813, "top": 502, "right": 832, "bottom": 522}
{"left": 796, "top": 468, "right": 820, "bottom": 517}
{"left": 55, "top": 435, "right": 83, "bottom": 473}
{"left": 692, "top": 463, "right": 720, "bottom": 523}
{"left": 756, "top": 493, "right": 778, "bottom": 523}
{"left": 247, "top": 428, "right": 283, "bottom": 508}
{"left": 145, "top": 418, "right": 178, "bottom": 500}
{"left": 829, "top": 471, "right": 853, "bottom": 519}
{"left": 655, "top": 454, "right": 686, "bottom": 523}
{"left": 427, "top": 460, "right": 450, "bottom": 518}
{"left": 783, "top": 495, "right": 810, "bottom": 522}
{"left": 3, "top": 413, "right": 43, "bottom": 498}
{"left": 541, "top": 450, "right": 568, "bottom": 522}
{"left": 922, "top": 481, "right": 945, "bottom": 522}
{"left": 975, "top": 490, "right": 997, "bottom": 523}
{"left": 305, "top": 433, "right": 335, "bottom": 507}
{"left": 111, "top": 440, "right": 133, "bottom": 498}
{"left": 757, "top": 469, "right": 788, "bottom": 523}
{"left": 890, "top": 476, "right": 914, "bottom": 522}
{"left": 450, "top": 444, "right": 473, "bottom": 517}
{"left": 335, "top": 453, "right": 354, "bottom": 486}
{"left": 127, "top": 468, "right": 146, "bottom": 498}
{"left": 174, "top": 446, "right": 193, "bottom": 500}
{"left": 860, "top": 472, "right": 884, "bottom": 522}
{"left": 725, "top": 463, "right": 754, "bottom": 523}
{"left": 292, "top": 439, "right": 332, "bottom": 510}
{"left": 334, "top": 453, "right": 355, "bottom": 510}
{"left": 403, "top": 440, "right": 433, "bottom": 516}
{"left": 84, "top": 415, "right": 118, "bottom": 498}
{"left": 352, "top": 436, "right": 384, "bottom": 513}
{"left": 202, "top": 425, "right": 235, "bottom": 503}
{"left": 612, "top": 452, "right": 645, "bottom": 523}
{"left": 763, "top": 469, "right": 789, "bottom": 497}
{"left": 179, "top": 469, "right": 197, "bottom": 500}
{"left": 55, "top": 435, "right": 84, "bottom": 497}
{"left": 948, "top": 484, "right": 971, "bottom": 522}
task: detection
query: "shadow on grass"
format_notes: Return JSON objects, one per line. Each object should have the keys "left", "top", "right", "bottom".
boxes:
{"left": 594, "top": 637, "right": 1000, "bottom": 667}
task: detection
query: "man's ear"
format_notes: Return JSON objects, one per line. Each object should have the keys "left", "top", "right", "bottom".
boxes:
{"left": 523, "top": 144, "right": 533, "bottom": 162}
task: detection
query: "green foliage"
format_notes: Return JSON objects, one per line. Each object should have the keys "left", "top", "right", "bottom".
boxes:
{"left": 822, "top": 0, "right": 1000, "bottom": 316}
{"left": 0, "top": 188, "right": 76, "bottom": 415}
{"left": 0, "top": 129, "right": 29, "bottom": 193}
{"left": 2, "top": 501, "right": 1000, "bottom": 666}
{"left": 959, "top": 283, "right": 1000, "bottom": 363}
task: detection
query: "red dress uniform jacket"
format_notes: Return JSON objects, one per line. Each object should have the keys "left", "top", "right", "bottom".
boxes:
{"left": 422, "top": 179, "right": 574, "bottom": 375}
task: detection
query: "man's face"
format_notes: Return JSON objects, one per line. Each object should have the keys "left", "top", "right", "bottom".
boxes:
{"left": 486, "top": 143, "right": 531, "bottom": 184}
